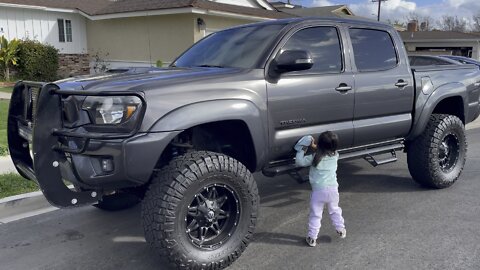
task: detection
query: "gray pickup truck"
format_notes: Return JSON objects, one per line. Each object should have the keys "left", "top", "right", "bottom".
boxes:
{"left": 8, "top": 17, "right": 480, "bottom": 269}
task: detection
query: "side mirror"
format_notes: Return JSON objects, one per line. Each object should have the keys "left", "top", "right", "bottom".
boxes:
{"left": 274, "top": 50, "right": 314, "bottom": 73}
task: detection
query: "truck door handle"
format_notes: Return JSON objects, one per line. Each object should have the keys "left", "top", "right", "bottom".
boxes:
{"left": 335, "top": 84, "right": 352, "bottom": 92}
{"left": 395, "top": 80, "right": 408, "bottom": 88}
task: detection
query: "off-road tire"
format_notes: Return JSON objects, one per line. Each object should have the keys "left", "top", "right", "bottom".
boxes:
{"left": 141, "top": 151, "right": 259, "bottom": 270}
{"left": 407, "top": 114, "right": 467, "bottom": 188}
{"left": 94, "top": 192, "right": 141, "bottom": 211}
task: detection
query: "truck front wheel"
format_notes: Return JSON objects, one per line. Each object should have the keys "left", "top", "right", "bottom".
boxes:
{"left": 407, "top": 114, "right": 467, "bottom": 188}
{"left": 142, "top": 151, "right": 259, "bottom": 269}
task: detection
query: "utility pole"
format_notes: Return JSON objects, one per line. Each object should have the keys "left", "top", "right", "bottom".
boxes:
{"left": 372, "top": 0, "right": 387, "bottom": 21}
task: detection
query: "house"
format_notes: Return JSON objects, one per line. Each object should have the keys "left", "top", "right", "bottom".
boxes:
{"left": 270, "top": 1, "right": 355, "bottom": 18}
{"left": 0, "top": 0, "right": 290, "bottom": 76}
{"left": 399, "top": 30, "right": 480, "bottom": 60}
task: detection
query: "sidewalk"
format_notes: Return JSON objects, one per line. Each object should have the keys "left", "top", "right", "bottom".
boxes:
{"left": 0, "top": 92, "right": 11, "bottom": 100}
{"left": 0, "top": 156, "right": 16, "bottom": 174}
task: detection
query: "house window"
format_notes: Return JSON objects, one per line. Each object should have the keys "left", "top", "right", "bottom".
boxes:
{"left": 58, "top": 19, "right": 65, "bottom": 42}
{"left": 58, "top": 19, "right": 72, "bottom": 43}
{"left": 65, "top": 20, "right": 72, "bottom": 42}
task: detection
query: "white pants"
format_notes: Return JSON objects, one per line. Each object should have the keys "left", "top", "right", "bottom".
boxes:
{"left": 308, "top": 187, "right": 345, "bottom": 239}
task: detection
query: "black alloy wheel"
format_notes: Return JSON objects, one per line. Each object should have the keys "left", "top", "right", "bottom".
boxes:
{"left": 438, "top": 133, "right": 460, "bottom": 172}
{"left": 185, "top": 184, "right": 240, "bottom": 249}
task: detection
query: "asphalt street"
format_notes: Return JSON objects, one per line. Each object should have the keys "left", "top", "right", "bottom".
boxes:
{"left": 1, "top": 128, "right": 480, "bottom": 270}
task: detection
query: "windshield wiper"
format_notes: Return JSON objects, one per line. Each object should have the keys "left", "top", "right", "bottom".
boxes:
{"left": 195, "top": 64, "right": 225, "bottom": 68}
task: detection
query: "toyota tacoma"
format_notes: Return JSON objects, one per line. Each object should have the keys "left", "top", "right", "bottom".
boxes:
{"left": 8, "top": 17, "right": 480, "bottom": 269}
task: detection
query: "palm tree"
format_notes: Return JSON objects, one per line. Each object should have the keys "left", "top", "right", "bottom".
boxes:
{"left": 0, "top": 36, "right": 20, "bottom": 81}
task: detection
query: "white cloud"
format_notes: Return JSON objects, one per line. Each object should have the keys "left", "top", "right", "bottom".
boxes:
{"left": 349, "top": 0, "right": 417, "bottom": 21}
{"left": 312, "top": 0, "right": 480, "bottom": 30}
{"left": 311, "top": 0, "right": 335, "bottom": 6}
{"left": 445, "top": 0, "right": 480, "bottom": 10}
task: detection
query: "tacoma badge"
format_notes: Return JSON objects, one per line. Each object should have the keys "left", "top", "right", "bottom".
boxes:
{"left": 280, "top": 118, "right": 307, "bottom": 126}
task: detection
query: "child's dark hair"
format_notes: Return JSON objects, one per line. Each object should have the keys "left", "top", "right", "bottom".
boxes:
{"left": 313, "top": 131, "right": 339, "bottom": 167}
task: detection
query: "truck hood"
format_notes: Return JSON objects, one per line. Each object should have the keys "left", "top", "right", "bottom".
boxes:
{"left": 55, "top": 67, "right": 247, "bottom": 92}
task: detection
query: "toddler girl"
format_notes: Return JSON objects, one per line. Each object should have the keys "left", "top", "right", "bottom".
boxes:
{"left": 294, "top": 131, "right": 346, "bottom": 247}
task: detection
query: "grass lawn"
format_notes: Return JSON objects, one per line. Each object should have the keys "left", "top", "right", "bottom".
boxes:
{"left": 0, "top": 173, "right": 38, "bottom": 199}
{"left": 0, "top": 100, "right": 9, "bottom": 156}
{"left": 0, "top": 86, "right": 13, "bottom": 93}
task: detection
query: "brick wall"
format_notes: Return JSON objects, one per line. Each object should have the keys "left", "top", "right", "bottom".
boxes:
{"left": 58, "top": 54, "right": 90, "bottom": 78}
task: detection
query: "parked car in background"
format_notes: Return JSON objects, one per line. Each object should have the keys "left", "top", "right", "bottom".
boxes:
{"left": 408, "top": 55, "right": 461, "bottom": 66}
{"left": 439, "top": 55, "right": 480, "bottom": 69}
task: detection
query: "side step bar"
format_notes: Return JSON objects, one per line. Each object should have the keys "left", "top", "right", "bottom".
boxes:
{"left": 263, "top": 139, "right": 404, "bottom": 177}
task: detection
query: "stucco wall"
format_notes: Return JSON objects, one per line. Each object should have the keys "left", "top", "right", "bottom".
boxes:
{"left": 87, "top": 13, "right": 262, "bottom": 68}
{"left": 87, "top": 14, "right": 194, "bottom": 66}
{"left": 192, "top": 14, "right": 257, "bottom": 43}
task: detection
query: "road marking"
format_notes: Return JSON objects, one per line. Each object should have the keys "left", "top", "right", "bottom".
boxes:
{"left": 467, "top": 122, "right": 480, "bottom": 130}
{"left": 112, "top": 236, "right": 146, "bottom": 243}
{"left": 0, "top": 206, "right": 59, "bottom": 224}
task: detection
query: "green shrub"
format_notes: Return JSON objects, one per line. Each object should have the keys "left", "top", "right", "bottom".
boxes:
{"left": 156, "top": 60, "right": 163, "bottom": 67}
{"left": 0, "top": 100, "right": 9, "bottom": 156}
{"left": 0, "top": 173, "right": 38, "bottom": 198}
{"left": 0, "top": 35, "right": 20, "bottom": 81}
{"left": 16, "top": 40, "right": 59, "bottom": 81}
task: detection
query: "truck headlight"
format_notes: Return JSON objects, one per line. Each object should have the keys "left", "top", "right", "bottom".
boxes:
{"left": 82, "top": 96, "right": 142, "bottom": 125}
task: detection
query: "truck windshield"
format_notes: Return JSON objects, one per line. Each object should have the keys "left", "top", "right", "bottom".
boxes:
{"left": 173, "top": 24, "right": 286, "bottom": 69}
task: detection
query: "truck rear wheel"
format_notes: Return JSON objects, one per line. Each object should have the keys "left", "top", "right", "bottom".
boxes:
{"left": 407, "top": 114, "right": 467, "bottom": 188}
{"left": 142, "top": 151, "right": 259, "bottom": 269}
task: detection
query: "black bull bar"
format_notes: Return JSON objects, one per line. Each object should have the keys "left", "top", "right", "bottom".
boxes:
{"left": 7, "top": 81, "right": 145, "bottom": 208}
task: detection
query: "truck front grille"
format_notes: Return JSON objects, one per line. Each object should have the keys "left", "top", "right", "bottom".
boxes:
{"left": 21, "top": 86, "right": 40, "bottom": 127}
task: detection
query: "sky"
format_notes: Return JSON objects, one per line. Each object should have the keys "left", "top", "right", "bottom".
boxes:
{"left": 298, "top": 0, "right": 480, "bottom": 27}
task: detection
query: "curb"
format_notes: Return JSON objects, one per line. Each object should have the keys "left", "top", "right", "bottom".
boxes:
{"left": 0, "top": 190, "right": 58, "bottom": 224}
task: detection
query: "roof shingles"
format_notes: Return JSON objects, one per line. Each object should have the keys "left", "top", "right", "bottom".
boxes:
{"left": 0, "top": 0, "right": 292, "bottom": 18}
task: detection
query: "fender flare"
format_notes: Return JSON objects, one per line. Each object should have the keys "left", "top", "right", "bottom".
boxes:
{"left": 149, "top": 99, "right": 268, "bottom": 170}
{"left": 408, "top": 82, "right": 466, "bottom": 140}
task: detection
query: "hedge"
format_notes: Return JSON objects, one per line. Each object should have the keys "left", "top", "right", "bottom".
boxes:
{"left": 16, "top": 40, "right": 59, "bottom": 82}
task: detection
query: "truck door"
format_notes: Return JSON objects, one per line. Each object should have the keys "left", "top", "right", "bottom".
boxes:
{"left": 266, "top": 25, "right": 355, "bottom": 161}
{"left": 348, "top": 27, "right": 414, "bottom": 146}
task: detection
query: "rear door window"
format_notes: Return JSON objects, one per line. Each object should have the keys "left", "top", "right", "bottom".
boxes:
{"left": 349, "top": 28, "right": 398, "bottom": 72}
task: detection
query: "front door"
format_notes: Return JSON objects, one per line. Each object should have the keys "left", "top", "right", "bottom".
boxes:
{"left": 266, "top": 25, "right": 355, "bottom": 161}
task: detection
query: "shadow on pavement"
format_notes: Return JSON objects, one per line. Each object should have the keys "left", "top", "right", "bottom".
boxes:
{"left": 252, "top": 232, "right": 333, "bottom": 247}
{"left": 253, "top": 232, "right": 306, "bottom": 247}
{"left": 337, "top": 161, "right": 424, "bottom": 193}
{"left": 257, "top": 161, "right": 424, "bottom": 200}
